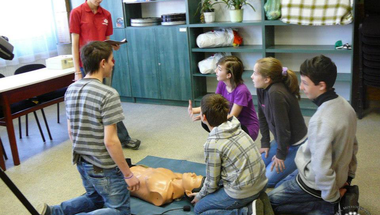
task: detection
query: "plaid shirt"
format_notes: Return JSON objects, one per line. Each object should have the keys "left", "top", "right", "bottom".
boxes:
{"left": 280, "top": 0, "right": 353, "bottom": 25}
{"left": 196, "top": 117, "right": 267, "bottom": 200}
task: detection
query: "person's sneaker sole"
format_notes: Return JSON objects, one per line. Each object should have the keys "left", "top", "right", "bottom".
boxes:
{"left": 122, "top": 139, "right": 141, "bottom": 150}
{"left": 37, "top": 203, "right": 51, "bottom": 215}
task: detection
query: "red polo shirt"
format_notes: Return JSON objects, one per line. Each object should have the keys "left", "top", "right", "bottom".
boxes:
{"left": 69, "top": 2, "right": 113, "bottom": 66}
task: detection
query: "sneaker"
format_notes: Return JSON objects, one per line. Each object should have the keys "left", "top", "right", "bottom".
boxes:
{"left": 343, "top": 43, "right": 352, "bottom": 50}
{"left": 36, "top": 203, "right": 51, "bottom": 215}
{"left": 122, "top": 139, "right": 141, "bottom": 150}
{"left": 335, "top": 40, "right": 343, "bottom": 49}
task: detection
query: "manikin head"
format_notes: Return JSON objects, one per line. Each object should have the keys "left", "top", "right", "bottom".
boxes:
{"left": 182, "top": 172, "right": 204, "bottom": 196}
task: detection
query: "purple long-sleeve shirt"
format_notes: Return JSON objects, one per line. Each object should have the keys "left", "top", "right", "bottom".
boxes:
{"left": 216, "top": 81, "right": 259, "bottom": 141}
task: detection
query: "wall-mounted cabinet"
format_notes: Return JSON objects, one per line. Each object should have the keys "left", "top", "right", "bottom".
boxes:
{"left": 126, "top": 26, "right": 191, "bottom": 101}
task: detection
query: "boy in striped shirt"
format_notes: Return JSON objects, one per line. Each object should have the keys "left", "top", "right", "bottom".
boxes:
{"left": 39, "top": 41, "right": 139, "bottom": 215}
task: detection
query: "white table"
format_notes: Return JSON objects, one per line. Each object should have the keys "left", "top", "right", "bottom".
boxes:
{"left": 0, "top": 68, "right": 74, "bottom": 170}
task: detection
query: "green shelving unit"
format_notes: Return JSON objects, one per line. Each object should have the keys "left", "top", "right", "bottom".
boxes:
{"left": 187, "top": 0, "right": 356, "bottom": 116}
{"left": 77, "top": 0, "right": 356, "bottom": 114}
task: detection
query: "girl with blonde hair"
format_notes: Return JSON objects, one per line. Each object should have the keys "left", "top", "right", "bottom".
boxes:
{"left": 251, "top": 57, "right": 308, "bottom": 187}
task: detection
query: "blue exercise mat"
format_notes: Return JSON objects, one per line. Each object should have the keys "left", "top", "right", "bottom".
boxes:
{"left": 130, "top": 156, "right": 206, "bottom": 215}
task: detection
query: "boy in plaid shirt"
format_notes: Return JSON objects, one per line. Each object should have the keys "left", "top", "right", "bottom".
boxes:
{"left": 189, "top": 94, "right": 267, "bottom": 215}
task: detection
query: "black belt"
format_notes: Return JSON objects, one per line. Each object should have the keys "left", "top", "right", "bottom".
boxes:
{"left": 79, "top": 157, "right": 104, "bottom": 173}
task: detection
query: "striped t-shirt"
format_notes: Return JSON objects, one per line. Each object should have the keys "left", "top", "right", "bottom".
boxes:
{"left": 64, "top": 78, "right": 125, "bottom": 168}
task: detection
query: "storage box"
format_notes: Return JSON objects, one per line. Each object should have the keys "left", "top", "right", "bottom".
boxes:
{"left": 46, "top": 55, "right": 73, "bottom": 70}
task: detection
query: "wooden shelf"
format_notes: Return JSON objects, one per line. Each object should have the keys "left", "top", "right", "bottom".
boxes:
{"left": 263, "top": 20, "right": 289, "bottom": 26}
{"left": 266, "top": 45, "right": 353, "bottom": 54}
{"left": 189, "top": 21, "right": 262, "bottom": 27}
{"left": 193, "top": 71, "right": 352, "bottom": 83}
{"left": 127, "top": 25, "right": 187, "bottom": 29}
{"left": 193, "top": 94, "right": 320, "bottom": 116}
{"left": 192, "top": 45, "right": 263, "bottom": 53}
{"left": 123, "top": 0, "right": 183, "bottom": 4}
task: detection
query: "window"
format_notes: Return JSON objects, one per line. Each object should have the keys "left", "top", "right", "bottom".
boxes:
{"left": 0, "top": 0, "right": 58, "bottom": 67}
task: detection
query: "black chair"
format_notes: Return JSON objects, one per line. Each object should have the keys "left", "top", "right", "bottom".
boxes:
{"left": 37, "top": 87, "right": 67, "bottom": 123}
{"left": 0, "top": 137, "right": 7, "bottom": 160}
{"left": 0, "top": 73, "right": 48, "bottom": 144}
{"left": 357, "top": 0, "right": 380, "bottom": 119}
{"left": 13, "top": 65, "right": 53, "bottom": 142}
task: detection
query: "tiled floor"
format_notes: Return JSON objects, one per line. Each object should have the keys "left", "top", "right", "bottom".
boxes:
{"left": 1, "top": 103, "right": 69, "bottom": 169}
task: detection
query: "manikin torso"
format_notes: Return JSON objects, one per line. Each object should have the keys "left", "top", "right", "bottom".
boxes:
{"left": 130, "top": 166, "right": 204, "bottom": 206}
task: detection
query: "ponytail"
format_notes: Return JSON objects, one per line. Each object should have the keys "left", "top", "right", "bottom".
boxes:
{"left": 282, "top": 69, "right": 301, "bottom": 100}
{"left": 256, "top": 57, "right": 300, "bottom": 100}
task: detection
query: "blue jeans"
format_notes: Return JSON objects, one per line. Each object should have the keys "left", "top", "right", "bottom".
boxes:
{"left": 268, "top": 170, "right": 337, "bottom": 215}
{"left": 261, "top": 140, "right": 303, "bottom": 188}
{"left": 50, "top": 160, "right": 131, "bottom": 215}
{"left": 194, "top": 188, "right": 263, "bottom": 215}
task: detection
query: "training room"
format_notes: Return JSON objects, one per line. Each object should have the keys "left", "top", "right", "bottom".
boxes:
{"left": 0, "top": 0, "right": 379, "bottom": 214}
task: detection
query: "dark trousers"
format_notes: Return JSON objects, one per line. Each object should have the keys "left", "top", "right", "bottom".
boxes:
{"left": 117, "top": 121, "right": 131, "bottom": 144}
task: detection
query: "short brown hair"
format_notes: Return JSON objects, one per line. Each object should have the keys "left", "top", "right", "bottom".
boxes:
{"left": 300, "top": 55, "right": 337, "bottom": 90}
{"left": 200, "top": 94, "right": 229, "bottom": 127}
{"left": 80, "top": 41, "right": 113, "bottom": 75}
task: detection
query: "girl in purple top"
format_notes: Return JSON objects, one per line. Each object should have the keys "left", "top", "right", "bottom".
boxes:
{"left": 189, "top": 56, "right": 259, "bottom": 141}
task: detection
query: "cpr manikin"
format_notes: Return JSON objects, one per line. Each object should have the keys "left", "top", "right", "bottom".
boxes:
{"left": 130, "top": 165, "right": 204, "bottom": 206}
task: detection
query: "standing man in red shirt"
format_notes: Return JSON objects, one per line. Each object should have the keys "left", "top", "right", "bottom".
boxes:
{"left": 69, "top": 0, "right": 141, "bottom": 150}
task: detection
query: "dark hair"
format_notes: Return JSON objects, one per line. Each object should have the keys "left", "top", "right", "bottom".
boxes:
{"left": 200, "top": 94, "right": 229, "bottom": 127}
{"left": 256, "top": 57, "right": 301, "bottom": 100}
{"left": 216, "top": 56, "right": 244, "bottom": 89}
{"left": 80, "top": 41, "right": 113, "bottom": 75}
{"left": 300, "top": 55, "right": 337, "bottom": 90}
